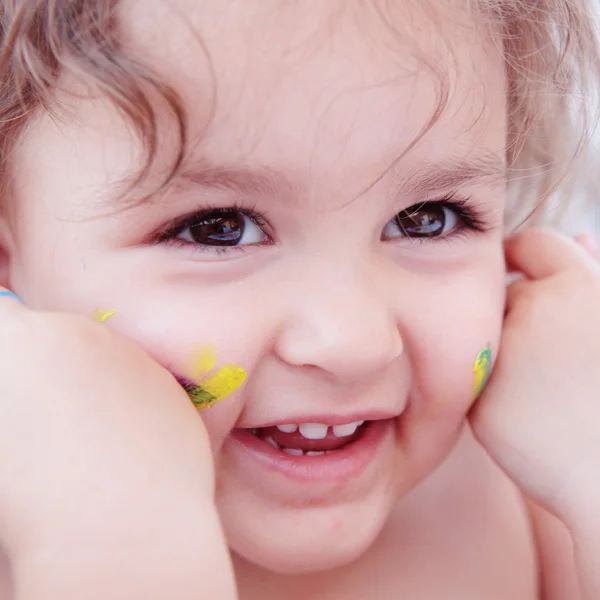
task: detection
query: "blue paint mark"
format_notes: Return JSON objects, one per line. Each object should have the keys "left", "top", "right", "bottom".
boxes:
{"left": 0, "top": 291, "right": 23, "bottom": 303}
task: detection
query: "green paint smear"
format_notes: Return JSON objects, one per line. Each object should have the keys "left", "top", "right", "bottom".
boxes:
{"left": 182, "top": 383, "right": 217, "bottom": 407}
{"left": 472, "top": 345, "right": 493, "bottom": 400}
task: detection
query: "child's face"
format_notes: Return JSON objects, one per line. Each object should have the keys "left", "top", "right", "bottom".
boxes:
{"left": 3, "top": 0, "right": 506, "bottom": 574}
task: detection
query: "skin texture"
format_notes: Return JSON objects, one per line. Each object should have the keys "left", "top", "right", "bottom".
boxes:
{"left": 0, "top": 0, "right": 511, "bottom": 585}
{"left": 0, "top": 287, "right": 236, "bottom": 599}
{"left": 471, "top": 229, "right": 600, "bottom": 599}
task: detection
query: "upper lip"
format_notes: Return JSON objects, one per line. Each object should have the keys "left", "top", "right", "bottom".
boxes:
{"left": 236, "top": 410, "right": 401, "bottom": 429}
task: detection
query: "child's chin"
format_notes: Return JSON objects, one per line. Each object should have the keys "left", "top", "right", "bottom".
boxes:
{"left": 225, "top": 500, "right": 392, "bottom": 575}
{"left": 232, "top": 531, "right": 379, "bottom": 575}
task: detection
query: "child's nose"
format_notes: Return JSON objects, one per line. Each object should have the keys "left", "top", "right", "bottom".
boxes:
{"left": 275, "top": 274, "right": 403, "bottom": 382}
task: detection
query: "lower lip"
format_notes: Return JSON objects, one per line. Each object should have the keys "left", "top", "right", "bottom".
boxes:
{"left": 230, "top": 419, "right": 394, "bottom": 485}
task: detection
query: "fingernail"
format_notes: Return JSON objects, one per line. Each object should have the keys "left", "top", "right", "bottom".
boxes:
{"left": 0, "top": 291, "right": 23, "bottom": 304}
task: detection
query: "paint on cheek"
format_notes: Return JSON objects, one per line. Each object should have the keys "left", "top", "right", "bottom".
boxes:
{"left": 472, "top": 345, "right": 492, "bottom": 401}
{"left": 190, "top": 345, "right": 217, "bottom": 379}
{"left": 180, "top": 346, "right": 247, "bottom": 409}
{"left": 93, "top": 308, "right": 117, "bottom": 323}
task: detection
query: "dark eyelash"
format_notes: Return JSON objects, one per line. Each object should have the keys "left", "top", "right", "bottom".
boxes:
{"left": 448, "top": 195, "right": 492, "bottom": 232}
{"left": 150, "top": 195, "right": 491, "bottom": 255}
{"left": 401, "top": 194, "right": 492, "bottom": 235}
{"left": 150, "top": 203, "right": 268, "bottom": 245}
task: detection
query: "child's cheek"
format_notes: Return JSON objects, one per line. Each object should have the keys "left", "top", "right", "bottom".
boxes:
{"left": 471, "top": 345, "right": 493, "bottom": 402}
{"left": 98, "top": 305, "right": 253, "bottom": 452}
{"left": 425, "top": 338, "right": 500, "bottom": 421}
{"left": 89, "top": 300, "right": 253, "bottom": 406}
{"left": 403, "top": 270, "right": 504, "bottom": 420}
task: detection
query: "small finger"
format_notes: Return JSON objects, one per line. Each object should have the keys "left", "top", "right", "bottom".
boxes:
{"left": 505, "top": 227, "right": 595, "bottom": 280}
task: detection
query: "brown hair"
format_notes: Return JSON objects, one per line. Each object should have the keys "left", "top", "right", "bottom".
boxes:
{"left": 0, "top": 0, "right": 187, "bottom": 202}
{"left": 1, "top": 0, "right": 599, "bottom": 224}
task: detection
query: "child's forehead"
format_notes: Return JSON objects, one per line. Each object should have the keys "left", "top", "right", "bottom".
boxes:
{"left": 121, "top": 0, "right": 502, "bottom": 92}
{"left": 11, "top": 0, "right": 506, "bottom": 220}
{"left": 115, "top": 0, "right": 505, "bottom": 186}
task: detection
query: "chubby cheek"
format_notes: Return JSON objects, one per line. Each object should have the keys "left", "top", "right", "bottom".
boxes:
{"left": 55, "top": 282, "right": 270, "bottom": 452}
{"left": 11, "top": 238, "right": 267, "bottom": 452}
{"left": 132, "top": 301, "right": 267, "bottom": 442}
{"left": 397, "top": 262, "right": 505, "bottom": 474}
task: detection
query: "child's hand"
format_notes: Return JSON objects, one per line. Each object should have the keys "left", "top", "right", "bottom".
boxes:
{"left": 470, "top": 228, "right": 600, "bottom": 520}
{"left": 0, "top": 289, "right": 222, "bottom": 564}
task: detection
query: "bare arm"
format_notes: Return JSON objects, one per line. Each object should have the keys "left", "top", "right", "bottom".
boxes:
{"left": 0, "top": 290, "right": 238, "bottom": 600}
{"left": 12, "top": 496, "right": 237, "bottom": 600}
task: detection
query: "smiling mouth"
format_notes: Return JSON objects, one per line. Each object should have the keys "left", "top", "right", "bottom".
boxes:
{"left": 248, "top": 421, "right": 369, "bottom": 456}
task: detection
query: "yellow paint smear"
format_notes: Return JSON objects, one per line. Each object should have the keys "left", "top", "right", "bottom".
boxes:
{"left": 182, "top": 346, "right": 247, "bottom": 409}
{"left": 197, "top": 365, "right": 247, "bottom": 406}
{"left": 472, "top": 345, "right": 492, "bottom": 401}
{"left": 93, "top": 308, "right": 117, "bottom": 323}
{"left": 190, "top": 345, "right": 217, "bottom": 379}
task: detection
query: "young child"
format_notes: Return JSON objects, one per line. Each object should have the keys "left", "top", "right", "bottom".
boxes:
{"left": 0, "top": 0, "right": 599, "bottom": 598}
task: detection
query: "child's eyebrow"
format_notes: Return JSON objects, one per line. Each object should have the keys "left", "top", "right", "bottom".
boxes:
{"left": 397, "top": 152, "right": 507, "bottom": 196}
{"left": 166, "top": 151, "right": 505, "bottom": 205}
{"left": 173, "top": 160, "right": 299, "bottom": 199}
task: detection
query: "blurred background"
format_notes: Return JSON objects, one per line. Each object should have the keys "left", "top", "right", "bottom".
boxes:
{"left": 563, "top": 192, "right": 600, "bottom": 238}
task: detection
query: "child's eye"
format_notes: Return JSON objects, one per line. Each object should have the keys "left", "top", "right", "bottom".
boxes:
{"left": 382, "top": 200, "right": 483, "bottom": 240}
{"left": 168, "top": 208, "right": 268, "bottom": 248}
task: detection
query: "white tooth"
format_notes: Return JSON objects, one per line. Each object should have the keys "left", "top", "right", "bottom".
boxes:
{"left": 306, "top": 451, "right": 325, "bottom": 456}
{"left": 264, "top": 436, "right": 279, "bottom": 449}
{"left": 332, "top": 421, "right": 362, "bottom": 437}
{"left": 276, "top": 424, "right": 298, "bottom": 433}
{"left": 298, "top": 423, "right": 329, "bottom": 440}
{"left": 282, "top": 448, "right": 303, "bottom": 456}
